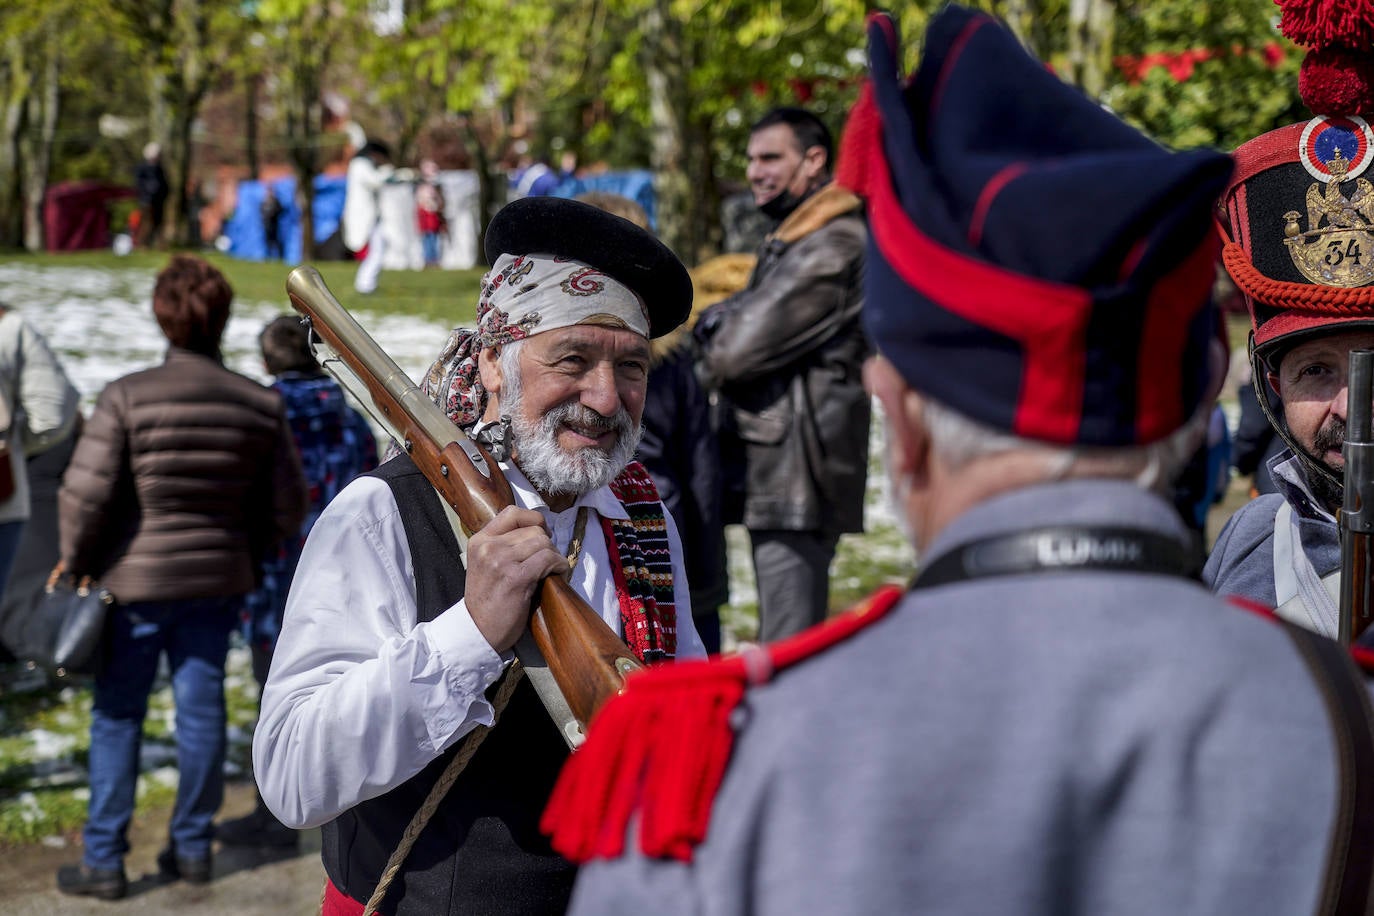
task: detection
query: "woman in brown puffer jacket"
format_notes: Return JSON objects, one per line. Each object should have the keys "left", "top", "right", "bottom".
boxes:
{"left": 55, "top": 255, "right": 307, "bottom": 901}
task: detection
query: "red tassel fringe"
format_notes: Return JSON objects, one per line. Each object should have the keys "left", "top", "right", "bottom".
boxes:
{"left": 1278, "top": 0, "right": 1374, "bottom": 48}
{"left": 1300, "top": 46, "right": 1374, "bottom": 115}
{"left": 542, "top": 585, "right": 906, "bottom": 863}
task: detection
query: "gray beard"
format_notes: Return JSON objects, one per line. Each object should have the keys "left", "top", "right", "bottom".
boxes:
{"left": 503, "top": 377, "right": 641, "bottom": 500}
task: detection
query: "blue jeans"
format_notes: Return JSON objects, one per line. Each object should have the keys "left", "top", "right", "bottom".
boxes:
{"left": 83, "top": 596, "right": 240, "bottom": 869}
{"left": 421, "top": 231, "right": 442, "bottom": 266}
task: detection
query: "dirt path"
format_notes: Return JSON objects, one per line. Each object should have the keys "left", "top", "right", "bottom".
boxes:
{"left": 1, "top": 780, "right": 327, "bottom": 915}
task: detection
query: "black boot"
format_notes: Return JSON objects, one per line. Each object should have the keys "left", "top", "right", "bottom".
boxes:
{"left": 156, "top": 845, "right": 213, "bottom": 884}
{"left": 56, "top": 861, "right": 128, "bottom": 900}
{"left": 216, "top": 801, "right": 298, "bottom": 848}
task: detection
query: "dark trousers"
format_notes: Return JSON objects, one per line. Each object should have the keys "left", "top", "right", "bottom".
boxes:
{"left": 750, "top": 528, "right": 840, "bottom": 643}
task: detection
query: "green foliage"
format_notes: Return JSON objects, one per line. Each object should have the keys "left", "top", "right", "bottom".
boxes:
{"left": 1104, "top": 0, "right": 1306, "bottom": 152}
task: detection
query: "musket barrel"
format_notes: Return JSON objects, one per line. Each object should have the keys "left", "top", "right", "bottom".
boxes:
{"left": 1339, "top": 349, "right": 1374, "bottom": 644}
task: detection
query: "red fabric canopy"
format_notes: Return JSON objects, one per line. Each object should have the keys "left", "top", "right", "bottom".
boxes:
{"left": 43, "top": 181, "right": 135, "bottom": 252}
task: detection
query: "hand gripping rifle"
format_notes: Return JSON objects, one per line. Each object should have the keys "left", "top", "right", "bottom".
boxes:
{"left": 1340, "top": 349, "right": 1374, "bottom": 646}
{"left": 285, "top": 266, "right": 643, "bottom": 745}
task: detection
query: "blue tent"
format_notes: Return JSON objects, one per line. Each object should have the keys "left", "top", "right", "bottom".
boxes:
{"left": 552, "top": 170, "right": 658, "bottom": 230}
{"left": 224, "top": 174, "right": 347, "bottom": 263}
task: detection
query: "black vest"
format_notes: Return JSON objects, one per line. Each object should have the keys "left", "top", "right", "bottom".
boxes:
{"left": 320, "top": 456, "right": 576, "bottom": 915}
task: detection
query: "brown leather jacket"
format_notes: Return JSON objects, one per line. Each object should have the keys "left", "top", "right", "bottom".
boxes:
{"left": 696, "top": 184, "right": 870, "bottom": 533}
{"left": 59, "top": 348, "right": 308, "bottom": 603}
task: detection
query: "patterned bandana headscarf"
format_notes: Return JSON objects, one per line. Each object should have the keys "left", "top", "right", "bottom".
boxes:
{"left": 421, "top": 253, "right": 650, "bottom": 428}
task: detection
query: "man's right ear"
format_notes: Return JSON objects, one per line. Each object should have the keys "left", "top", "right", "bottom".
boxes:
{"left": 478, "top": 346, "right": 503, "bottom": 395}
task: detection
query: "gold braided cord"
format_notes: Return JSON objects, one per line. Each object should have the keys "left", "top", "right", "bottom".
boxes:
{"left": 1223, "top": 241, "right": 1374, "bottom": 313}
{"left": 353, "top": 663, "right": 527, "bottom": 916}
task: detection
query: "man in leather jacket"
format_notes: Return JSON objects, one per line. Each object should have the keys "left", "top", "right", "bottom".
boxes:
{"left": 695, "top": 107, "right": 869, "bottom": 642}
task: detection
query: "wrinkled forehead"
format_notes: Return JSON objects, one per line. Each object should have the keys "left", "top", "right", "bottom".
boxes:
{"left": 522, "top": 323, "right": 652, "bottom": 360}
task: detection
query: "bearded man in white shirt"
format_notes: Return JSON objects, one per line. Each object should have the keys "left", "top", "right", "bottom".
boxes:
{"left": 253, "top": 197, "right": 706, "bottom": 916}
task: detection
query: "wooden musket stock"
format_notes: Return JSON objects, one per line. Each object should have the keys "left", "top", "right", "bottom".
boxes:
{"left": 285, "top": 266, "right": 642, "bottom": 726}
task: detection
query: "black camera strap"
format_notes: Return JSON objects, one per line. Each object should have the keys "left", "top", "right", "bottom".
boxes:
{"left": 912, "top": 525, "right": 1198, "bottom": 590}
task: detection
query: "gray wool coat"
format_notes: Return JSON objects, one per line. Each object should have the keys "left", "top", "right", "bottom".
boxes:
{"left": 569, "top": 479, "right": 1368, "bottom": 916}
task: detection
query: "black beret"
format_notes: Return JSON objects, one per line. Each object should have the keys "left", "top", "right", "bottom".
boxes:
{"left": 484, "top": 196, "right": 692, "bottom": 339}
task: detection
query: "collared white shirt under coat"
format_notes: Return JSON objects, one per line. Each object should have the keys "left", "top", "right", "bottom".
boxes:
{"left": 253, "top": 461, "right": 705, "bottom": 830}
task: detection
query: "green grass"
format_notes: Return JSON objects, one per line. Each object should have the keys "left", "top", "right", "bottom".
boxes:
{"left": 0, "top": 644, "right": 267, "bottom": 846}
{"left": 0, "top": 249, "right": 484, "bottom": 326}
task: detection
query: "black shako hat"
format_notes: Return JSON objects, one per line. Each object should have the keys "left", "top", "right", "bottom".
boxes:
{"left": 484, "top": 196, "right": 693, "bottom": 339}
{"left": 838, "top": 6, "right": 1233, "bottom": 447}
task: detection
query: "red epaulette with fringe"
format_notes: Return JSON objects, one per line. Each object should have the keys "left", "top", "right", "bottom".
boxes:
{"left": 541, "top": 584, "right": 906, "bottom": 864}
{"left": 1227, "top": 594, "right": 1374, "bottom": 676}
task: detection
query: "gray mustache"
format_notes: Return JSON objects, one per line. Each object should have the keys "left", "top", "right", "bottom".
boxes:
{"left": 548, "top": 404, "right": 629, "bottom": 434}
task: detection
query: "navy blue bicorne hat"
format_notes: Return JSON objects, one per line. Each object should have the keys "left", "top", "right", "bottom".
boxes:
{"left": 837, "top": 7, "right": 1233, "bottom": 446}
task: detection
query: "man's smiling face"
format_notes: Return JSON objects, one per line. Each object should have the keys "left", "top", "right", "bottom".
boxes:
{"left": 483, "top": 324, "right": 650, "bottom": 504}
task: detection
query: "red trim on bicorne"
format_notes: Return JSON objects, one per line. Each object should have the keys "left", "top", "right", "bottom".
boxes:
{"left": 322, "top": 880, "right": 372, "bottom": 916}
{"left": 1352, "top": 644, "right": 1374, "bottom": 675}
{"left": 1134, "top": 233, "right": 1220, "bottom": 441}
{"left": 542, "top": 585, "right": 907, "bottom": 865}
{"left": 968, "top": 162, "right": 1028, "bottom": 248}
{"left": 861, "top": 134, "right": 1095, "bottom": 443}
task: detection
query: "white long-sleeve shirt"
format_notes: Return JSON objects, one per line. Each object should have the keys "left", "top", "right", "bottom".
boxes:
{"left": 253, "top": 463, "right": 704, "bottom": 829}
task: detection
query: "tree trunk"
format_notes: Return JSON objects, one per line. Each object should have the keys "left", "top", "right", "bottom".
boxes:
{"left": 464, "top": 116, "right": 499, "bottom": 261}
{"left": 640, "top": 0, "right": 693, "bottom": 263}
{"left": 285, "top": 46, "right": 322, "bottom": 263}
{"left": 690, "top": 114, "right": 720, "bottom": 260}
{"left": 1067, "top": 0, "right": 1114, "bottom": 98}
{"left": 1001, "top": 0, "right": 1047, "bottom": 60}
{"left": 19, "top": 26, "right": 58, "bottom": 253}
{"left": 165, "top": 105, "right": 193, "bottom": 247}
{"left": 0, "top": 35, "right": 33, "bottom": 249}
{"left": 246, "top": 70, "right": 260, "bottom": 180}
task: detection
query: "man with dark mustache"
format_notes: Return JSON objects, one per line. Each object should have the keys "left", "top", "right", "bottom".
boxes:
{"left": 1203, "top": 60, "right": 1374, "bottom": 638}
{"left": 252, "top": 197, "right": 706, "bottom": 915}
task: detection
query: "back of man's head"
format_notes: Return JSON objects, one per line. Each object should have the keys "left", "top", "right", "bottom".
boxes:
{"left": 260, "top": 315, "right": 319, "bottom": 376}
{"left": 840, "top": 8, "right": 1231, "bottom": 500}
{"left": 752, "top": 107, "right": 833, "bottom": 171}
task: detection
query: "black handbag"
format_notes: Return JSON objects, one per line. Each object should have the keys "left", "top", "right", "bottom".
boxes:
{"left": 36, "top": 566, "right": 114, "bottom": 676}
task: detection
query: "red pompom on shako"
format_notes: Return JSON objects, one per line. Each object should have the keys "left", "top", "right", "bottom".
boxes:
{"left": 1301, "top": 46, "right": 1374, "bottom": 116}
{"left": 1221, "top": 0, "right": 1374, "bottom": 370}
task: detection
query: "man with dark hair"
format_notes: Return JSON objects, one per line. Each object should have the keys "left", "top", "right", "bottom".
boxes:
{"left": 134, "top": 142, "right": 169, "bottom": 249}
{"left": 56, "top": 255, "right": 307, "bottom": 900}
{"left": 254, "top": 198, "right": 707, "bottom": 915}
{"left": 215, "top": 315, "right": 377, "bottom": 849}
{"left": 548, "top": 9, "right": 1374, "bottom": 914}
{"left": 694, "top": 105, "right": 868, "bottom": 642}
